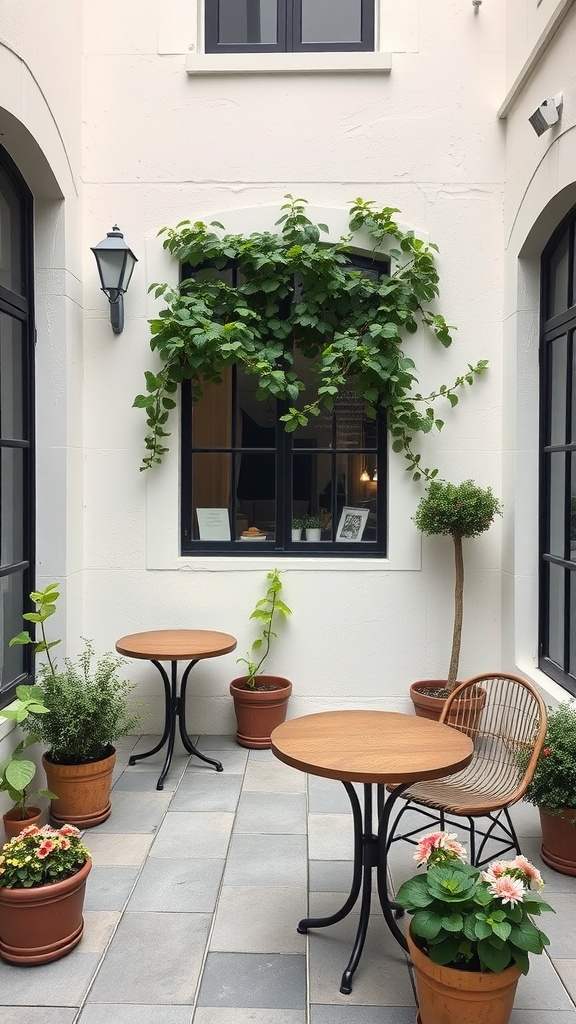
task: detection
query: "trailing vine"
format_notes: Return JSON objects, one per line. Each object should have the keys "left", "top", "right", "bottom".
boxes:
{"left": 135, "top": 196, "right": 488, "bottom": 477}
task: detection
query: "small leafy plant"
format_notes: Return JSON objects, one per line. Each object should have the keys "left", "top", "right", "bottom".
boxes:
{"left": 0, "top": 687, "right": 56, "bottom": 818}
{"left": 237, "top": 569, "right": 292, "bottom": 689}
{"left": 396, "top": 830, "right": 553, "bottom": 975}
{"left": 413, "top": 479, "right": 503, "bottom": 691}
{"left": 0, "top": 824, "right": 90, "bottom": 889}
{"left": 292, "top": 517, "right": 306, "bottom": 530}
{"left": 519, "top": 702, "right": 576, "bottom": 819}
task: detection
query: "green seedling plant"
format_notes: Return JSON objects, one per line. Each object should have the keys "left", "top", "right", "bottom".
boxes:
{"left": 237, "top": 569, "right": 292, "bottom": 689}
{"left": 0, "top": 686, "right": 56, "bottom": 817}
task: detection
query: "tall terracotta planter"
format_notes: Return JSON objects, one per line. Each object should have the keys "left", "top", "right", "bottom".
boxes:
{"left": 2, "top": 806, "right": 42, "bottom": 842}
{"left": 539, "top": 807, "right": 576, "bottom": 876}
{"left": 407, "top": 927, "right": 520, "bottom": 1024}
{"left": 43, "top": 747, "right": 116, "bottom": 829}
{"left": 0, "top": 857, "right": 92, "bottom": 965}
{"left": 230, "top": 676, "right": 292, "bottom": 749}
{"left": 409, "top": 680, "right": 486, "bottom": 733}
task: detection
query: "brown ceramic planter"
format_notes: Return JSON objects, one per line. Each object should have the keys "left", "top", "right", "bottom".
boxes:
{"left": 43, "top": 748, "right": 116, "bottom": 829}
{"left": 0, "top": 856, "right": 91, "bottom": 965}
{"left": 409, "top": 680, "right": 486, "bottom": 734}
{"left": 539, "top": 807, "right": 576, "bottom": 876}
{"left": 2, "top": 806, "right": 42, "bottom": 842}
{"left": 230, "top": 675, "right": 292, "bottom": 749}
{"left": 407, "top": 927, "right": 520, "bottom": 1024}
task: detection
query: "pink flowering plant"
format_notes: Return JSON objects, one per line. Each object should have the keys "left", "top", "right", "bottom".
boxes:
{"left": 396, "top": 831, "right": 554, "bottom": 974}
{"left": 0, "top": 824, "right": 90, "bottom": 889}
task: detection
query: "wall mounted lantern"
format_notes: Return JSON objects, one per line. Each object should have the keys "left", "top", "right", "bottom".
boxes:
{"left": 91, "top": 225, "right": 138, "bottom": 334}
{"left": 528, "top": 94, "right": 563, "bottom": 137}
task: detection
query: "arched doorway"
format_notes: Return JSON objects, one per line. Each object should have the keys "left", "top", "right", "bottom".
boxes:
{"left": 0, "top": 143, "right": 34, "bottom": 704}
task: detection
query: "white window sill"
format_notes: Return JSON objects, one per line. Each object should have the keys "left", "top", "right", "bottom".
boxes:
{"left": 186, "top": 51, "right": 392, "bottom": 75}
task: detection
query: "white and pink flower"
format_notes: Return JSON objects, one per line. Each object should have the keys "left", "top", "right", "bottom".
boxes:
{"left": 508, "top": 855, "right": 544, "bottom": 890}
{"left": 414, "top": 831, "right": 467, "bottom": 866}
{"left": 487, "top": 874, "right": 526, "bottom": 906}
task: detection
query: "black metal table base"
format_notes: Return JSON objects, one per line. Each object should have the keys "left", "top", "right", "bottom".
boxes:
{"left": 128, "top": 658, "right": 223, "bottom": 790}
{"left": 297, "top": 781, "right": 411, "bottom": 994}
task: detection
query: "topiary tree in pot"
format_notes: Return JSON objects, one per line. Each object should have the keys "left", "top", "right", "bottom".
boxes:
{"left": 411, "top": 479, "right": 503, "bottom": 718}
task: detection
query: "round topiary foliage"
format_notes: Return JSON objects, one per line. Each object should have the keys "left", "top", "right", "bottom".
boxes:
{"left": 413, "top": 479, "right": 503, "bottom": 539}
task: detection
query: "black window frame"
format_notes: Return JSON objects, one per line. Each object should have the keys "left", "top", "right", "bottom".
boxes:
{"left": 205, "top": 0, "right": 375, "bottom": 54}
{"left": 180, "top": 253, "right": 389, "bottom": 558}
{"left": 539, "top": 205, "right": 576, "bottom": 696}
{"left": 0, "top": 144, "right": 35, "bottom": 709}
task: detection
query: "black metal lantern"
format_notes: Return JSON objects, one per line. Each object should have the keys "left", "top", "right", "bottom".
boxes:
{"left": 91, "top": 225, "right": 137, "bottom": 334}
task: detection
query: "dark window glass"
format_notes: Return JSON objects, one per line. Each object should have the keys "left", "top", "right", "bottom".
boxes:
{"left": 181, "top": 255, "right": 387, "bottom": 556}
{"left": 540, "top": 209, "right": 576, "bottom": 695}
{"left": 0, "top": 145, "right": 34, "bottom": 708}
{"left": 205, "top": 0, "right": 374, "bottom": 53}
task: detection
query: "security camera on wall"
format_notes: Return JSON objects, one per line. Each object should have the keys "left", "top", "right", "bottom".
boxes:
{"left": 529, "top": 94, "right": 563, "bottom": 137}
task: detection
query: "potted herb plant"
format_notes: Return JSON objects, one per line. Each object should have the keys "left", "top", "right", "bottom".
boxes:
{"left": 410, "top": 479, "right": 503, "bottom": 719}
{"left": 519, "top": 702, "right": 576, "bottom": 876}
{"left": 0, "top": 685, "right": 55, "bottom": 839}
{"left": 292, "top": 516, "right": 306, "bottom": 541}
{"left": 0, "top": 823, "right": 91, "bottom": 965}
{"left": 230, "top": 568, "right": 292, "bottom": 748}
{"left": 396, "top": 830, "right": 553, "bottom": 1024}
{"left": 10, "top": 583, "right": 144, "bottom": 829}
{"left": 304, "top": 514, "right": 323, "bottom": 542}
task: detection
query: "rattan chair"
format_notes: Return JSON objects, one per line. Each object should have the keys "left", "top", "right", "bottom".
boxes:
{"left": 386, "top": 673, "right": 547, "bottom": 867}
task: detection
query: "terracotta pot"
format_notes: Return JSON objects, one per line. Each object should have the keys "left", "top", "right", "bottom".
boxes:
{"left": 230, "top": 676, "right": 292, "bottom": 749}
{"left": 43, "top": 747, "right": 116, "bottom": 829}
{"left": 409, "top": 680, "right": 486, "bottom": 734}
{"left": 539, "top": 806, "right": 576, "bottom": 876}
{"left": 2, "top": 806, "right": 42, "bottom": 842}
{"left": 0, "top": 857, "right": 91, "bottom": 965}
{"left": 407, "top": 927, "right": 520, "bottom": 1024}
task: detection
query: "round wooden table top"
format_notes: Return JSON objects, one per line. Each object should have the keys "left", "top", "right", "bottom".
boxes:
{"left": 271, "top": 710, "right": 473, "bottom": 785}
{"left": 115, "top": 629, "right": 237, "bottom": 662}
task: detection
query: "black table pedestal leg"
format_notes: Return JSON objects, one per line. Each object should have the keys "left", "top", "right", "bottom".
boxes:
{"left": 178, "top": 660, "right": 223, "bottom": 772}
{"left": 377, "top": 782, "right": 412, "bottom": 951}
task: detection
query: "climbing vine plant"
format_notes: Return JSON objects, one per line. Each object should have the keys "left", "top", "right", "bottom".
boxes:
{"left": 135, "top": 197, "right": 487, "bottom": 476}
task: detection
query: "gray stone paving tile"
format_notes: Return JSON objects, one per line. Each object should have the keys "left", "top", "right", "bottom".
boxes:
{"left": 514, "top": 950, "right": 575, "bottom": 1009}
{"left": 150, "top": 811, "right": 234, "bottom": 859}
{"left": 89, "top": 790, "right": 172, "bottom": 833}
{"left": 1, "top": 1012, "right": 77, "bottom": 1024}
{"left": 510, "top": 1013, "right": 576, "bottom": 1023}
{"left": 83, "top": 864, "right": 140, "bottom": 911}
{"left": 554, "top": 960, "right": 576, "bottom": 1002}
{"left": 311, "top": 1008, "right": 416, "bottom": 1024}
{"left": 195, "top": 1011, "right": 305, "bottom": 1024}
{"left": 514, "top": 836, "right": 576, "bottom": 894}
{"left": 78, "top": 1006, "right": 192, "bottom": 1024}
{"left": 87, "top": 911, "right": 211, "bottom": 1004}
{"left": 113, "top": 769, "right": 180, "bottom": 792}
{"left": 128, "top": 856, "right": 225, "bottom": 912}
{"left": 223, "top": 833, "right": 307, "bottom": 887}
{"left": 199, "top": 734, "right": 241, "bottom": 749}
{"left": 308, "top": 913, "right": 414, "bottom": 1006}
{"left": 509, "top": 799, "right": 543, "bottom": 838}
{"left": 85, "top": 832, "right": 153, "bottom": 866}
{"left": 309, "top": 859, "right": 372, "bottom": 894}
{"left": 198, "top": 952, "right": 306, "bottom": 1008}
{"left": 185, "top": 748, "right": 249, "bottom": 774}
{"left": 308, "top": 776, "right": 358, "bottom": 813}
{"left": 248, "top": 747, "right": 276, "bottom": 761}
{"left": 210, "top": 886, "right": 307, "bottom": 952}
{"left": 234, "top": 791, "right": 307, "bottom": 834}
{"left": 533, "top": 894, "right": 576, "bottom": 957}
{"left": 0, "top": 952, "right": 101, "bottom": 1006}
{"left": 81, "top": 910, "right": 121, "bottom": 952}
{"left": 170, "top": 772, "right": 242, "bottom": 812}
{"left": 308, "top": 812, "right": 354, "bottom": 861}
{"left": 243, "top": 758, "right": 307, "bottom": 792}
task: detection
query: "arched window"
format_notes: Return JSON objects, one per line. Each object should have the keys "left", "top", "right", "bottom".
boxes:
{"left": 540, "top": 206, "right": 576, "bottom": 695}
{"left": 0, "top": 145, "right": 34, "bottom": 706}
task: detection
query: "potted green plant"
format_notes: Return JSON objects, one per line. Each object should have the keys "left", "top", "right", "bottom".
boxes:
{"left": 0, "top": 685, "right": 55, "bottom": 839}
{"left": 230, "top": 568, "right": 292, "bottom": 748}
{"left": 291, "top": 516, "right": 306, "bottom": 542}
{"left": 10, "top": 583, "right": 144, "bottom": 829}
{"left": 410, "top": 479, "right": 503, "bottom": 719}
{"left": 519, "top": 702, "right": 576, "bottom": 876}
{"left": 303, "top": 514, "right": 323, "bottom": 541}
{"left": 396, "top": 830, "right": 553, "bottom": 1024}
{"left": 0, "top": 823, "right": 91, "bottom": 965}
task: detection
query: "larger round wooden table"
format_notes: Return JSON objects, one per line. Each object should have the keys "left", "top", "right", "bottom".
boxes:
{"left": 116, "top": 629, "right": 237, "bottom": 790}
{"left": 271, "top": 710, "right": 473, "bottom": 993}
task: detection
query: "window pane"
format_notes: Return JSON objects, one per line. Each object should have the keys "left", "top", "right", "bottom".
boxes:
{"left": 548, "top": 335, "right": 567, "bottom": 445}
{"left": 0, "top": 314, "right": 24, "bottom": 440}
{"left": 570, "top": 572, "right": 576, "bottom": 676}
{"left": 0, "top": 166, "right": 23, "bottom": 295}
{"left": 0, "top": 570, "right": 24, "bottom": 689}
{"left": 335, "top": 389, "right": 366, "bottom": 449}
{"left": 293, "top": 450, "right": 377, "bottom": 541}
{"left": 571, "top": 454, "right": 576, "bottom": 562}
{"left": 547, "top": 562, "right": 564, "bottom": 666}
{"left": 301, "top": 0, "right": 362, "bottom": 43}
{"left": 218, "top": 0, "right": 278, "bottom": 45}
{"left": 192, "top": 374, "right": 232, "bottom": 447}
{"left": 1, "top": 448, "right": 24, "bottom": 566}
{"left": 548, "top": 453, "right": 565, "bottom": 557}
{"left": 547, "top": 229, "right": 570, "bottom": 319}
{"left": 238, "top": 370, "right": 277, "bottom": 447}
{"left": 191, "top": 453, "right": 232, "bottom": 538}
{"left": 237, "top": 453, "right": 276, "bottom": 537}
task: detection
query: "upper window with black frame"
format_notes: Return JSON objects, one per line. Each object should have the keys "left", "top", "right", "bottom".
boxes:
{"left": 181, "top": 255, "right": 387, "bottom": 556}
{"left": 205, "top": 0, "right": 375, "bottom": 53}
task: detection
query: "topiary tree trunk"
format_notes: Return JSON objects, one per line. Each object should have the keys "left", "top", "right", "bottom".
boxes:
{"left": 448, "top": 534, "right": 464, "bottom": 690}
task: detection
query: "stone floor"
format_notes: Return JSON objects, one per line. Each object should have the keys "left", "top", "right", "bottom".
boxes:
{"left": 1, "top": 733, "right": 576, "bottom": 1024}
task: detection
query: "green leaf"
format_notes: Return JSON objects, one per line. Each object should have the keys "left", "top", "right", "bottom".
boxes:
{"left": 411, "top": 910, "right": 443, "bottom": 941}
{"left": 441, "top": 913, "right": 464, "bottom": 933}
{"left": 5, "top": 758, "right": 36, "bottom": 791}
{"left": 428, "top": 935, "right": 461, "bottom": 966}
{"left": 8, "top": 632, "right": 32, "bottom": 647}
{"left": 477, "top": 938, "right": 511, "bottom": 973}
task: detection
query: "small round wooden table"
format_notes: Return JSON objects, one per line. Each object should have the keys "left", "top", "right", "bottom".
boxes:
{"left": 116, "top": 629, "right": 237, "bottom": 790}
{"left": 271, "top": 710, "right": 473, "bottom": 994}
